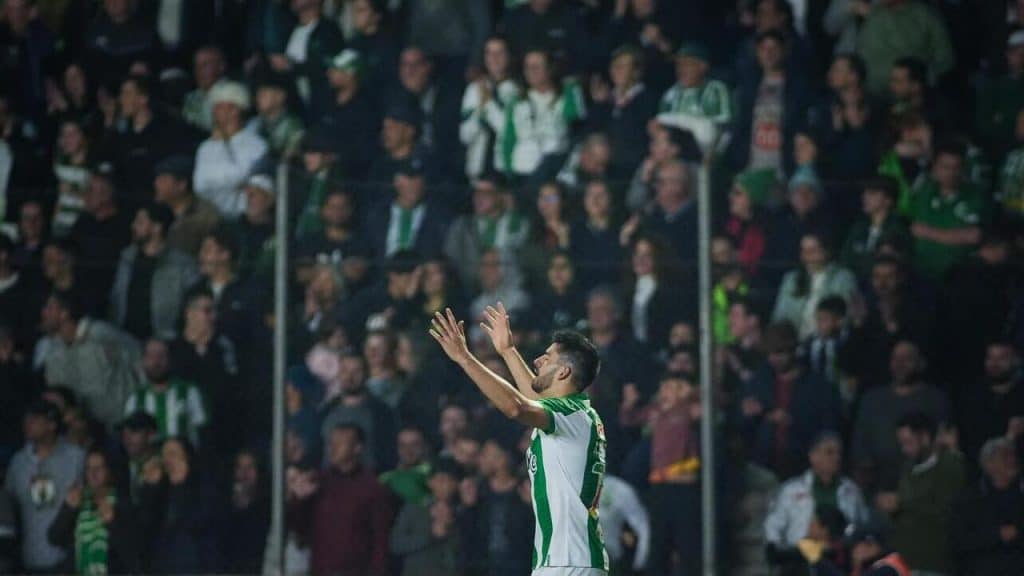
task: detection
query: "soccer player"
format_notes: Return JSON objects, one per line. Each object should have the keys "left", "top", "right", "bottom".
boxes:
{"left": 429, "top": 304, "right": 610, "bottom": 576}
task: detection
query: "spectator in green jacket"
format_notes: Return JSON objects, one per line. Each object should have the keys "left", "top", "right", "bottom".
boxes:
{"left": 857, "top": 0, "right": 954, "bottom": 96}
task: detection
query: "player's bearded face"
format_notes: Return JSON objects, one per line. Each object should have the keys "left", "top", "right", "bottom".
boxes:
{"left": 532, "top": 363, "right": 558, "bottom": 393}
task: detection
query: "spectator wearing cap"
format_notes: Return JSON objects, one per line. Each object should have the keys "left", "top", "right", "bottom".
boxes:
{"left": 959, "top": 342, "right": 1024, "bottom": 467}
{"left": 840, "top": 176, "right": 910, "bottom": 278}
{"left": 40, "top": 290, "right": 142, "bottom": 428}
{"left": 956, "top": 436, "right": 1024, "bottom": 575}
{"left": 181, "top": 46, "right": 228, "bottom": 132}
{"left": 51, "top": 118, "right": 96, "bottom": 238}
{"left": 109, "top": 202, "right": 198, "bottom": 340}
{"left": 113, "top": 74, "right": 201, "bottom": 201}
{"left": 740, "top": 322, "right": 840, "bottom": 478}
{"left": 389, "top": 456, "right": 462, "bottom": 576}
{"left": 852, "top": 341, "right": 949, "bottom": 491}
{"left": 978, "top": 31, "right": 1024, "bottom": 162}
{"left": 460, "top": 35, "right": 520, "bottom": 180}
{"left": 321, "top": 48, "right": 381, "bottom": 178}
{"left": 857, "top": 0, "right": 954, "bottom": 96}
{"left": 193, "top": 80, "right": 269, "bottom": 219}
{"left": 268, "top": 0, "right": 344, "bottom": 120}
{"left": 907, "top": 139, "right": 986, "bottom": 280}
{"left": 392, "top": 46, "right": 465, "bottom": 180}
{"left": 118, "top": 411, "right": 159, "bottom": 505}
{"left": 764, "top": 432, "right": 869, "bottom": 553}
{"left": 656, "top": 43, "right": 732, "bottom": 152}
{"left": 124, "top": 338, "right": 206, "bottom": 447}
{"left": 248, "top": 71, "right": 306, "bottom": 161}
{"left": 153, "top": 155, "right": 221, "bottom": 256}
{"left": 444, "top": 173, "right": 528, "bottom": 295}
{"left": 495, "top": 48, "right": 586, "bottom": 182}
{"left": 587, "top": 45, "right": 658, "bottom": 176}
{"left": 82, "top": 0, "right": 157, "bottom": 90}
{"left": 733, "top": 30, "right": 813, "bottom": 177}
{"left": 68, "top": 162, "right": 133, "bottom": 305}
{"left": 365, "top": 153, "right": 451, "bottom": 261}
{"left": 235, "top": 173, "right": 278, "bottom": 279}
{"left": 4, "top": 400, "right": 86, "bottom": 572}
{"left": 876, "top": 412, "right": 964, "bottom": 576}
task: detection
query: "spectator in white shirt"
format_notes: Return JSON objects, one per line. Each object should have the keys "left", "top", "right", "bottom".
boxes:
{"left": 193, "top": 81, "right": 269, "bottom": 220}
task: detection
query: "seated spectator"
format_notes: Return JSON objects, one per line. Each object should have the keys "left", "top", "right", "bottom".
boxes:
{"left": 389, "top": 457, "right": 462, "bottom": 576}
{"left": 587, "top": 45, "right": 658, "bottom": 176}
{"left": 555, "top": 132, "right": 614, "bottom": 197}
{"left": 853, "top": 340, "right": 949, "bottom": 490}
{"left": 764, "top": 432, "right": 869, "bottom": 553}
{"left": 109, "top": 203, "right": 198, "bottom": 340}
{"left": 0, "top": 485, "right": 13, "bottom": 572}
{"left": 363, "top": 329, "right": 404, "bottom": 409}
{"left": 772, "top": 233, "right": 858, "bottom": 338}
{"left": 287, "top": 424, "right": 393, "bottom": 576}
{"left": 960, "top": 342, "right": 1024, "bottom": 466}
{"left": 857, "top": 0, "right": 954, "bottom": 96}
{"left": 181, "top": 46, "right": 228, "bottom": 132}
{"left": 392, "top": 46, "right": 462, "bottom": 180}
{"left": 40, "top": 290, "right": 142, "bottom": 428}
{"left": 365, "top": 154, "right": 451, "bottom": 261}
{"left": 445, "top": 173, "right": 529, "bottom": 295}
{"left": 292, "top": 266, "right": 345, "bottom": 354}
{"left": 222, "top": 448, "right": 270, "bottom": 574}
{"left": 956, "top": 437, "right": 1024, "bottom": 575}
{"left": 725, "top": 169, "right": 774, "bottom": 278}
{"left": 320, "top": 49, "right": 379, "bottom": 178}
{"left": 51, "top": 118, "right": 95, "bottom": 238}
{"left": 977, "top": 31, "right": 1024, "bottom": 161}
{"left": 193, "top": 81, "right": 269, "bottom": 219}
{"left": 367, "top": 101, "right": 433, "bottom": 195}
{"left": 657, "top": 42, "right": 732, "bottom": 153}
{"left": 293, "top": 129, "right": 344, "bottom": 240}
{"left": 235, "top": 174, "right": 277, "bottom": 280}
{"left": 248, "top": 71, "right": 305, "bottom": 162}
{"left": 12, "top": 199, "right": 47, "bottom": 279}
{"left": 47, "top": 447, "right": 143, "bottom": 573}
{"left": 83, "top": 0, "right": 157, "bottom": 88}
{"left": 4, "top": 400, "right": 85, "bottom": 572}
{"left": 625, "top": 235, "right": 688, "bottom": 347}
{"left": 495, "top": 48, "right": 586, "bottom": 182}
{"left": 380, "top": 426, "right": 431, "bottom": 506}
{"left": 499, "top": 0, "right": 585, "bottom": 71}
{"left": 118, "top": 411, "right": 159, "bottom": 505}
{"left": 69, "top": 162, "right": 133, "bottom": 308}
{"left": 468, "top": 249, "right": 529, "bottom": 333}
{"left": 570, "top": 179, "right": 623, "bottom": 292}
{"left": 270, "top": 0, "right": 344, "bottom": 120}
{"left": 799, "top": 297, "right": 855, "bottom": 410}
{"left": 886, "top": 57, "right": 951, "bottom": 131}
{"left": 529, "top": 251, "right": 585, "bottom": 338}
{"left": 190, "top": 228, "right": 259, "bottom": 354}
{"left": 319, "top": 351, "right": 398, "bottom": 471}
{"left": 625, "top": 123, "right": 693, "bottom": 213}
{"left": 820, "top": 54, "right": 879, "bottom": 182}
{"left": 153, "top": 155, "right": 221, "bottom": 257}
{"left": 876, "top": 412, "right": 965, "bottom": 575}
{"left": 338, "top": 250, "right": 425, "bottom": 344}
{"left": 460, "top": 35, "right": 521, "bottom": 180}
{"left": 719, "top": 297, "right": 766, "bottom": 403}
{"left": 629, "top": 159, "right": 697, "bottom": 268}
{"left": 598, "top": 473, "right": 651, "bottom": 574}
{"left": 907, "top": 139, "right": 985, "bottom": 281}
{"left": 294, "top": 185, "right": 369, "bottom": 284}
{"left": 124, "top": 339, "right": 207, "bottom": 447}
{"left": 840, "top": 176, "right": 910, "bottom": 278}
{"left": 741, "top": 322, "right": 840, "bottom": 478}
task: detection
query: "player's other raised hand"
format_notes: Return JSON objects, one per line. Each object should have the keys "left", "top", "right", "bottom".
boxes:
{"left": 480, "top": 302, "right": 515, "bottom": 354}
{"left": 430, "top": 308, "right": 470, "bottom": 364}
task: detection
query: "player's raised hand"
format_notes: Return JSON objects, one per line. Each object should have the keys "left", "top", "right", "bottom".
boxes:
{"left": 430, "top": 308, "right": 471, "bottom": 364}
{"left": 480, "top": 302, "right": 514, "bottom": 354}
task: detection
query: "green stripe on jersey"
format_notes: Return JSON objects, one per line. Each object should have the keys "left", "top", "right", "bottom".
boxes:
{"left": 530, "top": 433, "right": 553, "bottom": 567}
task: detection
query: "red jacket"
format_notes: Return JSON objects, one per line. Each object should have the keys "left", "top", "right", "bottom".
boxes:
{"left": 288, "top": 465, "right": 394, "bottom": 576}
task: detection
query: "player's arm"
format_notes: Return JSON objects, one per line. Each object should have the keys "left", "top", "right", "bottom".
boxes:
{"left": 480, "top": 303, "right": 541, "bottom": 401}
{"left": 431, "top": 309, "right": 552, "bottom": 430}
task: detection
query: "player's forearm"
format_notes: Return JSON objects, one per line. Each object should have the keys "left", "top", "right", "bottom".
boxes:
{"left": 500, "top": 347, "right": 540, "bottom": 400}
{"left": 457, "top": 353, "right": 533, "bottom": 418}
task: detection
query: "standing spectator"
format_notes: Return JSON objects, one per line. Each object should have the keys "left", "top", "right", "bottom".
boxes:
{"left": 764, "top": 432, "right": 869, "bottom": 553}
{"left": 181, "top": 46, "right": 227, "bottom": 132}
{"left": 467, "top": 249, "right": 530, "bottom": 328}
{"left": 109, "top": 203, "right": 198, "bottom": 340}
{"left": 959, "top": 342, "right": 1024, "bottom": 466}
{"left": 598, "top": 474, "right": 651, "bottom": 574}
{"left": 460, "top": 35, "right": 519, "bottom": 180}
{"left": 886, "top": 57, "right": 950, "bottom": 130}
{"left": 47, "top": 447, "right": 143, "bottom": 573}
{"left": 337, "top": 250, "right": 424, "bottom": 345}
{"left": 0, "top": 0, "right": 55, "bottom": 119}
{"left": 876, "top": 412, "right": 965, "bottom": 575}
{"left": 656, "top": 43, "right": 732, "bottom": 152}
{"left": 956, "top": 437, "right": 1024, "bottom": 575}
{"left": 404, "top": 0, "right": 490, "bottom": 80}
{"left": 248, "top": 72, "right": 306, "bottom": 162}
{"left": 908, "top": 139, "right": 986, "bottom": 280}
{"left": 529, "top": 252, "right": 585, "bottom": 337}
{"left": 499, "top": 0, "right": 586, "bottom": 71}
{"left": 857, "top": 0, "right": 954, "bottom": 96}
{"left": 363, "top": 329, "right": 404, "bottom": 409}
{"left": 68, "top": 163, "right": 133, "bottom": 308}
{"left": 51, "top": 118, "right": 94, "bottom": 239}
{"left": 800, "top": 297, "right": 855, "bottom": 410}
{"left": 13, "top": 199, "right": 47, "bottom": 279}
{"left": 293, "top": 130, "right": 344, "bottom": 240}
{"left": 41, "top": 290, "right": 142, "bottom": 428}
{"left": 287, "top": 424, "right": 393, "bottom": 576}
{"left": 222, "top": 449, "right": 271, "bottom": 574}
{"left": 123, "top": 339, "right": 207, "bottom": 447}
{"left": 725, "top": 169, "right": 773, "bottom": 278}
{"left": 625, "top": 123, "right": 694, "bottom": 213}
{"left": 190, "top": 228, "right": 259, "bottom": 352}
{"left": 0, "top": 234, "right": 39, "bottom": 353}
{"left": 977, "top": 31, "right": 1024, "bottom": 162}
{"left": 319, "top": 351, "right": 398, "bottom": 472}
{"left": 631, "top": 159, "right": 697, "bottom": 268}
{"left": 4, "top": 400, "right": 85, "bottom": 572}
{"left": 345, "top": 0, "right": 399, "bottom": 99}
{"left": 589, "top": 45, "right": 659, "bottom": 175}
{"left": 367, "top": 101, "right": 429, "bottom": 192}
{"left": 235, "top": 174, "right": 278, "bottom": 280}
{"left": 570, "top": 179, "right": 623, "bottom": 292}
{"left": 741, "top": 322, "right": 840, "bottom": 477}
{"left": 771, "top": 233, "right": 858, "bottom": 338}
{"left": 365, "top": 155, "right": 451, "bottom": 260}
{"left": 153, "top": 155, "right": 221, "bottom": 257}
{"left": 193, "top": 81, "right": 269, "bottom": 219}
{"left": 840, "top": 176, "right": 910, "bottom": 278}
{"left": 380, "top": 426, "right": 431, "bottom": 506}
{"left": 820, "top": 54, "right": 878, "bottom": 182}
{"left": 625, "top": 235, "right": 688, "bottom": 346}
{"left": 392, "top": 46, "right": 464, "bottom": 179}
{"left": 853, "top": 340, "right": 949, "bottom": 490}
{"left": 82, "top": 0, "right": 157, "bottom": 89}
{"left": 389, "top": 458, "right": 462, "bottom": 576}
{"left": 271, "top": 0, "right": 345, "bottom": 120}
{"left": 118, "top": 411, "right": 158, "bottom": 506}
{"left": 320, "top": 49, "right": 380, "bottom": 178}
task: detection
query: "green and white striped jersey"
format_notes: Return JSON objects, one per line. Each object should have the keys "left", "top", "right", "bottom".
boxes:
{"left": 658, "top": 79, "right": 733, "bottom": 125}
{"left": 527, "top": 393, "right": 609, "bottom": 572}
{"left": 124, "top": 379, "right": 207, "bottom": 447}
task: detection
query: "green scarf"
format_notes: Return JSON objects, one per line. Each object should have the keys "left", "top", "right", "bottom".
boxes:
{"left": 477, "top": 216, "right": 499, "bottom": 249}
{"left": 397, "top": 207, "right": 415, "bottom": 249}
{"left": 75, "top": 492, "right": 114, "bottom": 575}
{"left": 296, "top": 174, "right": 328, "bottom": 239}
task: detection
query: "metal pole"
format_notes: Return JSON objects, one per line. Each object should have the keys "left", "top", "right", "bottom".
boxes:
{"left": 268, "top": 161, "right": 290, "bottom": 575}
{"left": 698, "top": 154, "right": 716, "bottom": 576}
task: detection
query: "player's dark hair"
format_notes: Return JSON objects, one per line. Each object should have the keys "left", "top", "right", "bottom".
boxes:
{"left": 551, "top": 331, "right": 600, "bottom": 391}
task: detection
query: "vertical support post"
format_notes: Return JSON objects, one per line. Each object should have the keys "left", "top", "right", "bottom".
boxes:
{"left": 697, "top": 156, "right": 716, "bottom": 576}
{"left": 269, "top": 161, "right": 290, "bottom": 575}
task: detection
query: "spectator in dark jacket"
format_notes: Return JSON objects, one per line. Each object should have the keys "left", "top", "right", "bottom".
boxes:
{"left": 68, "top": 164, "right": 133, "bottom": 310}
{"left": 268, "top": 0, "right": 345, "bottom": 121}
{"left": 221, "top": 448, "right": 270, "bottom": 573}
{"left": 588, "top": 45, "right": 659, "bottom": 176}
{"left": 389, "top": 457, "right": 462, "bottom": 576}
{"left": 365, "top": 155, "right": 451, "bottom": 262}
{"left": 287, "top": 424, "right": 393, "bottom": 576}
{"left": 956, "top": 436, "right": 1024, "bottom": 575}
{"left": 499, "top": 0, "right": 588, "bottom": 72}
{"left": 960, "top": 342, "right": 1024, "bottom": 468}
{"left": 319, "top": 351, "right": 398, "bottom": 472}
{"left": 0, "top": 0, "right": 55, "bottom": 120}
{"left": 83, "top": 0, "right": 157, "bottom": 89}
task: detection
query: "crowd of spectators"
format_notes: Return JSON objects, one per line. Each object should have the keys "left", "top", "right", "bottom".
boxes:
{"left": 1, "top": 0, "right": 1024, "bottom": 575}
